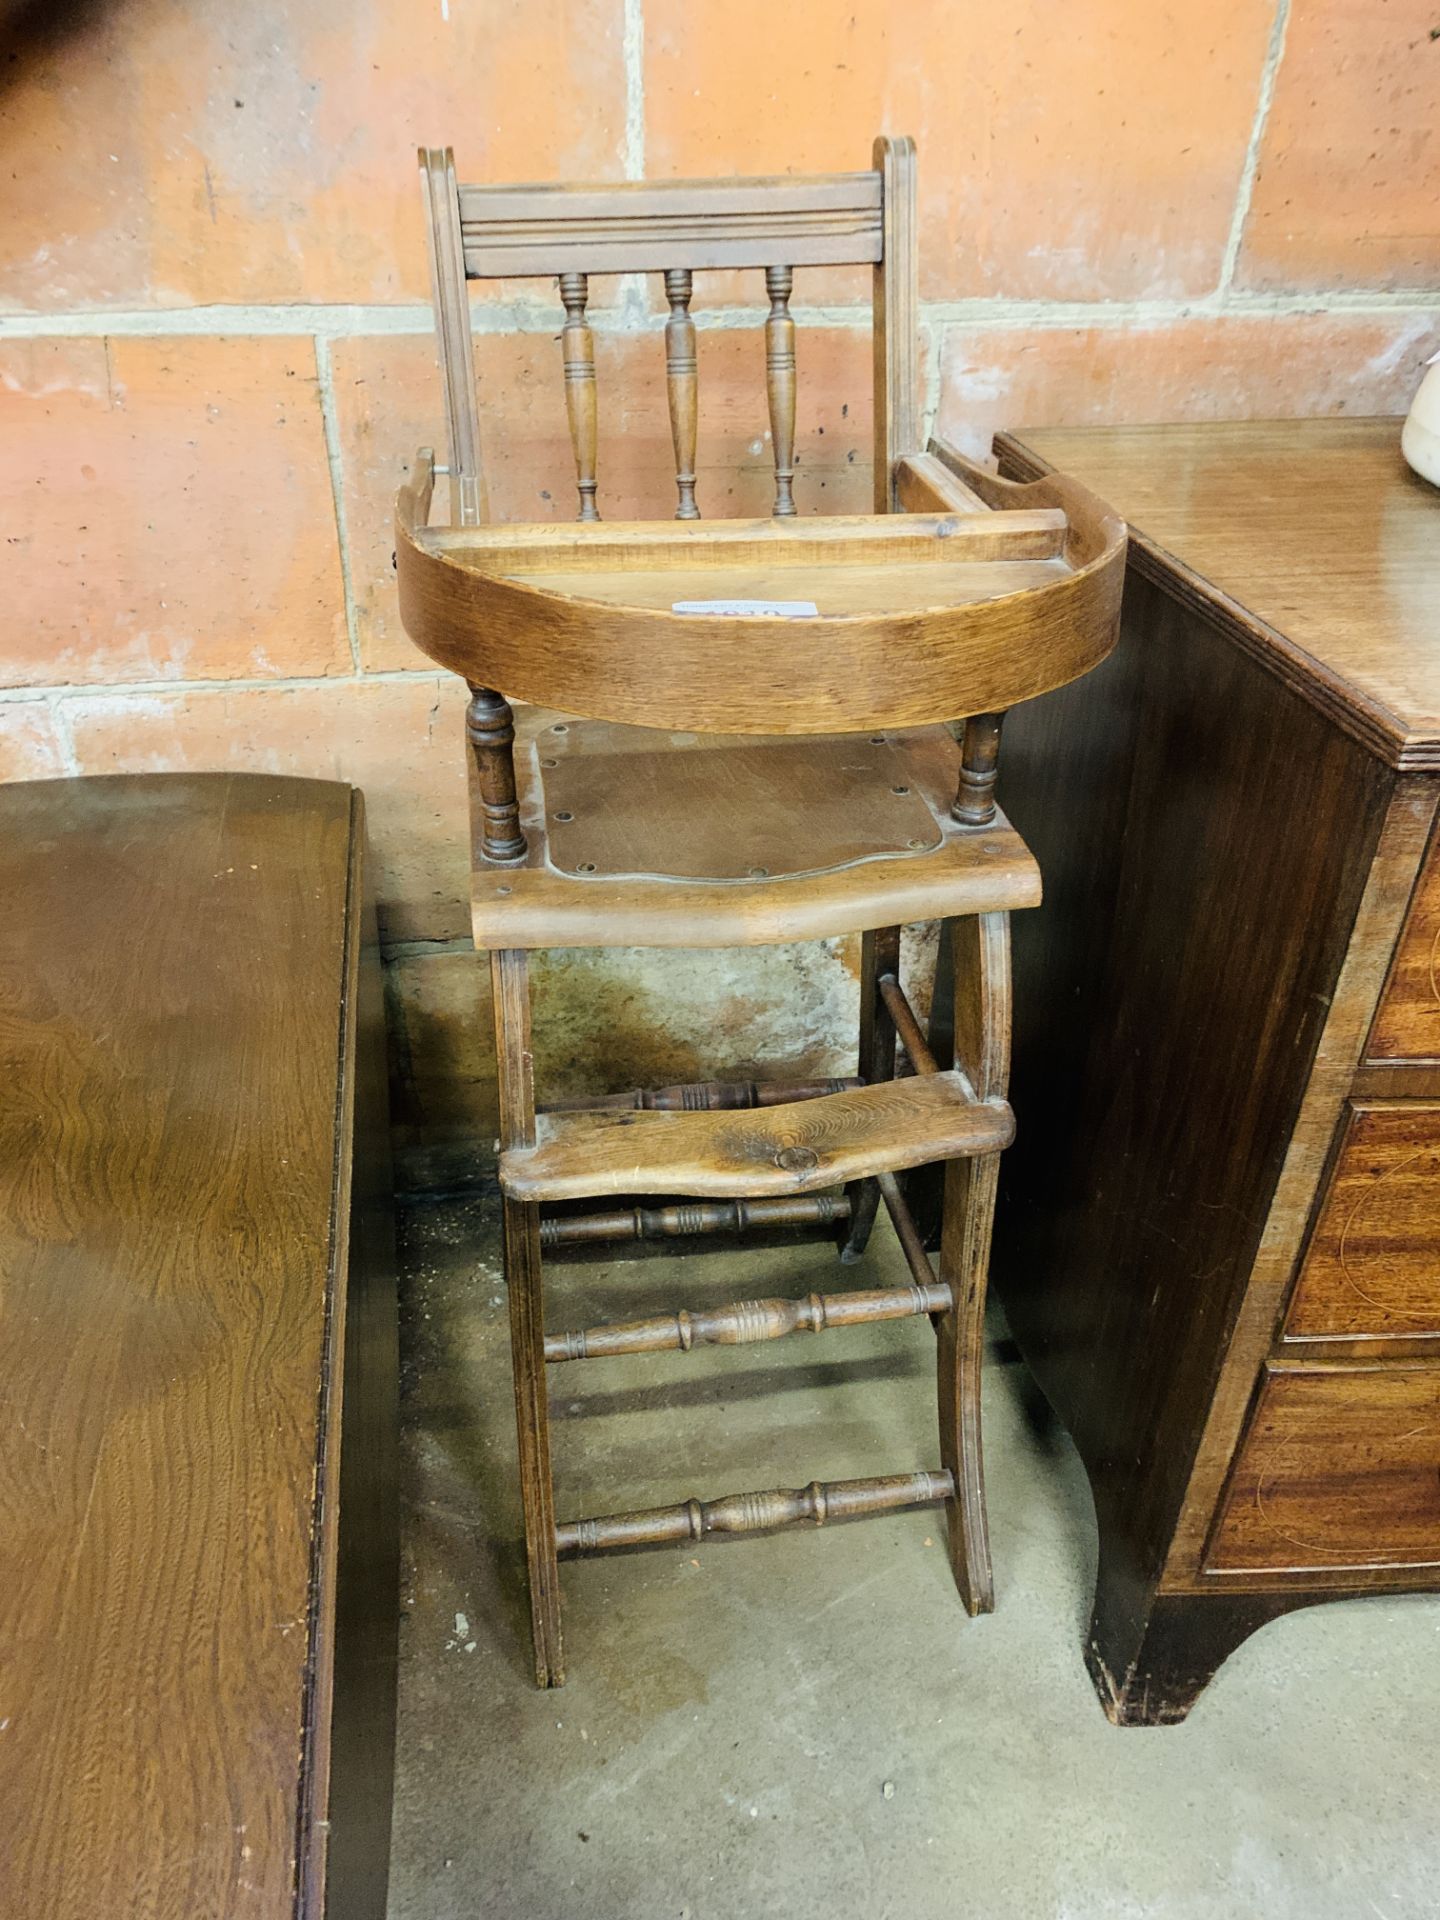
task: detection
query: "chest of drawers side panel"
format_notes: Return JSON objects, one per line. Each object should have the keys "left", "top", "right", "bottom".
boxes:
{"left": 994, "top": 556, "right": 1391, "bottom": 1608}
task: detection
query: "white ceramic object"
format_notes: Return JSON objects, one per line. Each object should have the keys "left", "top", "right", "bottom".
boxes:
{"left": 1401, "top": 351, "right": 1440, "bottom": 488}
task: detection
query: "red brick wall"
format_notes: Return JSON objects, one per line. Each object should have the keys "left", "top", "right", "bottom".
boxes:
{"left": 3, "top": 0, "right": 1436, "bottom": 1181}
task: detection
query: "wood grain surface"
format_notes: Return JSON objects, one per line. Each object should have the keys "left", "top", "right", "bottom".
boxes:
{"left": 991, "top": 422, "right": 1414, "bottom": 1721}
{"left": 414, "top": 510, "right": 1068, "bottom": 569}
{"left": 764, "top": 264, "right": 798, "bottom": 518}
{"left": 935, "top": 910, "right": 1011, "bottom": 1616}
{"left": 998, "top": 419, "right": 1440, "bottom": 769}
{"left": 992, "top": 418, "right": 1440, "bottom": 1722}
{"left": 456, "top": 170, "right": 885, "bottom": 276}
{"left": 1168, "top": 780, "right": 1438, "bottom": 1572}
{"left": 501, "top": 1071, "right": 1014, "bottom": 1203}
{"left": 559, "top": 272, "right": 600, "bottom": 522}
{"left": 540, "top": 729, "right": 941, "bottom": 879}
{"left": 306, "top": 850, "right": 398, "bottom": 1920}
{"left": 491, "top": 948, "right": 565, "bottom": 1689}
{"left": 0, "top": 773, "right": 393, "bottom": 1919}
{"left": 993, "top": 559, "right": 1389, "bottom": 1600}
{"left": 1206, "top": 1364, "right": 1440, "bottom": 1574}
{"left": 543, "top": 1274, "right": 953, "bottom": 1362}
{"left": 1368, "top": 828, "right": 1440, "bottom": 1059}
{"left": 555, "top": 1471, "right": 953, "bottom": 1557}
{"left": 872, "top": 135, "right": 920, "bottom": 509}
{"left": 418, "top": 150, "right": 485, "bottom": 527}
{"left": 1284, "top": 1104, "right": 1440, "bottom": 1340}
{"left": 663, "top": 267, "right": 700, "bottom": 520}
{"left": 469, "top": 712, "right": 1043, "bottom": 951}
{"left": 894, "top": 450, "right": 991, "bottom": 515}
{"left": 396, "top": 465, "right": 1123, "bottom": 736}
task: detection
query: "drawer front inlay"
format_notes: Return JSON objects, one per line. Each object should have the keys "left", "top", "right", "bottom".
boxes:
{"left": 1285, "top": 1104, "right": 1440, "bottom": 1339}
{"left": 1369, "top": 846, "right": 1440, "bottom": 1060}
{"left": 1207, "top": 1365, "right": 1440, "bottom": 1574}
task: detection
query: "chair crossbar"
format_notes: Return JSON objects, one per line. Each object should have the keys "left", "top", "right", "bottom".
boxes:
{"left": 555, "top": 1469, "right": 954, "bottom": 1557}
{"left": 539, "top": 1076, "right": 860, "bottom": 1115}
{"left": 544, "top": 1275, "right": 952, "bottom": 1364}
{"left": 456, "top": 173, "right": 884, "bottom": 278}
{"left": 876, "top": 1170, "right": 940, "bottom": 1296}
{"left": 878, "top": 974, "right": 939, "bottom": 1076}
{"left": 539, "top": 1192, "right": 850, "bottom": 1251}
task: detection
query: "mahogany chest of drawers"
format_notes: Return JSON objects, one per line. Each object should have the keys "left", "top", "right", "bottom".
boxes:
{"left": 991, "top": 418, "right": 1440, "bottom": 1723}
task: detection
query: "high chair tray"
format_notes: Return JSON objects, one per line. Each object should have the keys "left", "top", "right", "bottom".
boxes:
{"left": 412, "top": 506, "right": 1068, "bottom": 615}
{"left": 396, "top": 442, "right": 1127, "bottom": 735}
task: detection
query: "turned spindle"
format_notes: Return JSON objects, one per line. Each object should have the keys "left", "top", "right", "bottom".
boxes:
{"left": 556, "top": 1470, "right": 954, "bottom": 1556}
{"left": 539, "top": 1192, "right": 850, "bottom": 1251}
{"left": 764, "top": 264, "right": 797, "bottom": 517}
{"left": 466, "top": 684, "right": 525, "bottom": 863}
{"left": 952, "top": 712, "right": 1005, "bottom": 826}
{"left": 559, "top": 271, "right": 599, "bottom": 521}
{"left": 540, "top": 1075, "right": 857, "bottom": 1114}
{"left": 545, "top": 1276, "right": 953, "bottom": 1363}
{"left": 664, "top": 267, "right": 700, "bottom": 520}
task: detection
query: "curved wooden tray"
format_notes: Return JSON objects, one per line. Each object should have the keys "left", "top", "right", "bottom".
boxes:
{"left": 396, "top": 440, "right": 1126, "bottom": 735}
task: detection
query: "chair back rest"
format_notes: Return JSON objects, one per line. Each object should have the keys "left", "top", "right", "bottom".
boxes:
{"left": 419, "top": 138, "right": 920, "bottom": 527}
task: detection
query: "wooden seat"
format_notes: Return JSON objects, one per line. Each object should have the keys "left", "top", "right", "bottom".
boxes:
{"left": 397, "top": 133, "right": 1126, "bottom": 1687}
{"left": 469, "top": 707, "right": 1042, "bottom": 949}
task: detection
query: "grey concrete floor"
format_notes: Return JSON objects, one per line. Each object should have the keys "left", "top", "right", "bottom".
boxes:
{"left": 389, "top": 1192, "right": 1440, "bottom": 1920}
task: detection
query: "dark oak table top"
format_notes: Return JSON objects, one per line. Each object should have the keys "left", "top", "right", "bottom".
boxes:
{"left": 0, "top": 773, "right": 363, "bottom": 1918}
{"left": 997, "top": 418, "right": 1440, "bottom": 770}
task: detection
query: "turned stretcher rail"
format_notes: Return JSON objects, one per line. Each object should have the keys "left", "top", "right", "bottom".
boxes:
{"left": 544, "top": 1274, "right": 952, "bottom": 1362}
{"left": 539, "top": 1076, "right": 860, "bottom": 1114}
{"left": 555, "top": 1469, "right": 954, "bottom": 1556}
{"left": 540, "top": 1192, "right": 849, "bottom": 1250}
{"left": 536, "top": 1075, "right": 862, "bottom": 1251}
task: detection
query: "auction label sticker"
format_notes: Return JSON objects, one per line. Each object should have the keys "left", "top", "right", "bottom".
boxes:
{"left": 671, "top": 598, "right": 820, "bottom": 617}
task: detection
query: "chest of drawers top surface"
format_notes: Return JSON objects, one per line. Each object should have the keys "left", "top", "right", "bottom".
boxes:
{"left": 1001, "top": 418, "right": 1440, "bottom": 769}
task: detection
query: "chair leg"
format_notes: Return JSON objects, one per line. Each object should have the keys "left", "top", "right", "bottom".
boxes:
{"left": 937, "top": 1153, "right": 999, "bottom": 1613}
{"left": 935, "top": 911, "right": 1010, "bottom": 1615}
{"left": 492, "top": 950, "right": 565, "bottom": 1687}
{"left": 839, "top": 923, "right": 901, "bottom": 1262}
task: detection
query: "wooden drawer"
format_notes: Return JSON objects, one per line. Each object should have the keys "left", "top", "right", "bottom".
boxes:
{"left": 1206, "top": 1364, "right": 1440, "bottom": 1574}
{"left": 1284, "top": 1104, "right": 1440, "bottom": 1339}
{"left": 1369, "top": 842, "right": 1440, "bottom": 1060}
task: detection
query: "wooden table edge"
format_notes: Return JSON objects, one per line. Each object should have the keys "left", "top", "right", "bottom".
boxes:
{"left": 296, "top": 787, "right": 399, "bottom": 1920}
{"left": 993, "top": 427, "right": 1432, "bottom": 774}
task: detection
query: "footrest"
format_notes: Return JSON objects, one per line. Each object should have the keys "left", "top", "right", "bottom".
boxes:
{"left": 500, "top": 1070, "right": 1013, "bottom": 1202}
{"left": 556, "top": 1470, "right": 955, "bottom": 1557}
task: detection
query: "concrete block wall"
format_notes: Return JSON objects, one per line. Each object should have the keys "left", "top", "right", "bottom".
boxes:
{"left": 3, "top": 0, "right": 1437, "bottom": 1187}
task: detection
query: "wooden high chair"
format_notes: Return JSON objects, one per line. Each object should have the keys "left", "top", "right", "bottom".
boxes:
{"left": 397, "top": 137, "right": 1126, "bottom": 1687}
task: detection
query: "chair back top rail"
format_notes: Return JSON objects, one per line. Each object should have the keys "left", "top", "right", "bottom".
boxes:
{"left": 456, "top": 173, "right": 884, "bottom": 277}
